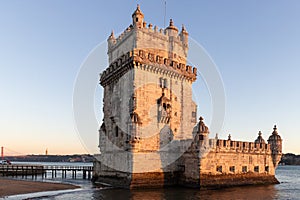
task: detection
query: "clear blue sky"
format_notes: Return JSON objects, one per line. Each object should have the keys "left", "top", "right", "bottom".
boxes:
{"left": 0, "top": 0, "right": 299, "bottom": 155}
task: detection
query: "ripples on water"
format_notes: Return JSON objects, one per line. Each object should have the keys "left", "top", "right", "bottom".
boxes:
{"left": 7, "top": 165, "right": 300, "bottom": 200}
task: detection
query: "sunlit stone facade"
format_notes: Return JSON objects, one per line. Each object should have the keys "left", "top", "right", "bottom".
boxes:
{"left": 93, "top": 5, "right": 282, "bottom": 188}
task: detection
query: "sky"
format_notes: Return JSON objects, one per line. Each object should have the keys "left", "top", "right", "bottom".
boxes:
{"left": 0, "top": 0, "right": 299, "bottom": 155}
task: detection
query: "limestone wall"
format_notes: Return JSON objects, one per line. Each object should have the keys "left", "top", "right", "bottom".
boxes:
{"left": 199, "top": 139, "right": 276, "bottom": 176}
{"left": 132, "top": 66, "right": 197, "bottom": 151}
{"left": 100, "top": 69, "right": 135, "bottom": 152}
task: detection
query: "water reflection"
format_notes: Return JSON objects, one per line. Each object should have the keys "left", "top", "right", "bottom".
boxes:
{"left": 91, "top": 185, "right": 278, "bottom": 200}
{"left": 11, "top": 166, "right": 298, "bottom": 200}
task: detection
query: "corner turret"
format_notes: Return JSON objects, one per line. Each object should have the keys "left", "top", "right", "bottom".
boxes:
{"left": 132, "top": 4, "right": 144, "bottom": 28}
{"left": 165, "top": 19, "right": 178, "bottom": 36}
{"left": 197, "top": 117, "right": 209, "bottom": 141}
{"left": 107, "top": 30, "right": 116, "bottom": 49}
{"left": 179, "top": 24, "right": 188, "bottom": 47}
{"left": 268, "top": 125, "right": 283, "bottom": 167}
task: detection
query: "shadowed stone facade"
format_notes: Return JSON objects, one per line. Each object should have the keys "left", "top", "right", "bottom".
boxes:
{"left": 93, "top": 5, "right": 282, "bottom": 189}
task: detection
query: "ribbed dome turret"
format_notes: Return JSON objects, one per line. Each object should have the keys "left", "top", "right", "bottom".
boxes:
{"left": 268, "top": 125, "right": 282, "bottom": 141}
{"left": 165, "top": 19, "right": 178, "bottom": 37}
{"left": 268, "top": 125, "right": 283, "bottom": 167}
{"left": 198, "top": 116, "right": 209, "bottom": 134}
{"left": 255, "top": 131, "right": 266, "bottom": 143}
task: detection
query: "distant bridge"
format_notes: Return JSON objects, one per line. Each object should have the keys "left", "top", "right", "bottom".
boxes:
{"left": 0, "top": 164, "right": 93, "bottom": 180}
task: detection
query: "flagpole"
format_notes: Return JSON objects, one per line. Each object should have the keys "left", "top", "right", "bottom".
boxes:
{"left": 164, "top": 0, "right": 167, "bottom": 27}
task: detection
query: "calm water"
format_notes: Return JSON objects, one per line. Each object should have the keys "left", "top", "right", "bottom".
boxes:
{"left": 6, "top": 165, "right": 300, "bottom": 200}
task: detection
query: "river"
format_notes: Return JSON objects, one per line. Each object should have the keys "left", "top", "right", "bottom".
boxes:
{"left": 5, "top": 164, "right": 300, "bottom": 200}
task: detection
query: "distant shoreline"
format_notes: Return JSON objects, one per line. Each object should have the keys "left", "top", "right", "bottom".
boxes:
{"left": 0, "top": 178, "right": 79, "bottom": 198}
{"left": 4, "top": 154, "right": 94, "bottom": 163}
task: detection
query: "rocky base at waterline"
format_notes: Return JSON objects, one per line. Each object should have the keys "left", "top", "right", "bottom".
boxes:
{"left": 200, "top": 173, "right": 280, "bottom": 189}
{"left": 0, "top": 178, "right": 79, "bottom": 197}
{"left": 92, "top": 171, "right": 280, "bottom": 189}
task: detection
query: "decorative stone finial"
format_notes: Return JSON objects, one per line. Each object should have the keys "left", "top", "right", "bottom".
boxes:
{"left": 108, "top": 30, "right": 116, "bottom": 44}
{"left": 258, "top": 131, "right": 262, "bottom": 136}
{"left": 181, "top": 24, "right": 188, "bottom": 34}
{"left": 182, "top": 24, "right": 185, "bottom": 31}
{"left": 199, "top": 116, "right": 204, "bottom": 121}
{"left": 228, "top": 134, "right": 231, "bottom": 140}
{"left": 273, "top": 125, "right": 278, "bottom": 135}
{"left": 110, "top": 30, "right": 115, "bottom": 38}
{"left": 169, "top": 19, "right": 174, "bottom": 26}
{"left": 134, "top": 4, "right": 142, "bottom": 14}
{"left": 215, "top": 133, "right": 218, "bottom": 140}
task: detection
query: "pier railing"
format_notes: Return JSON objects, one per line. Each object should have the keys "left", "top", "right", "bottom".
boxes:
{"left": 0, "top": 165, "right": 44, "bottom": 177}
{"left": 0, "top": 164, "right": 93, "bottom": 180}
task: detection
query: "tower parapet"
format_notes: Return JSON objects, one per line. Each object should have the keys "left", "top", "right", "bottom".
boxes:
{"left": 107, "top": 5, "right": 190, "bottom": 66}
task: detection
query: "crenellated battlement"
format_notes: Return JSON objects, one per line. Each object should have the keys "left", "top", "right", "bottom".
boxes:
{"left": 108, "top": 23, "right": 188, "bottom": 53}
{"left": 214, "top": 139, "right": 271, "bottom": 154}
{"left": 100, "top": 49, "right": 197, "bottom": 86}
{"left": 107, "top": 5, "right": 189, "bottom": 66}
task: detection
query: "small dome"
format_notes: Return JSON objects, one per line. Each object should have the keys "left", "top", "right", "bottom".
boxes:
{"left": 255, "top": 131, "right": 265, "bottom": 143}
{"left": 132, "top": 4, "right": 144, "bottom": 17}
{"left": 198, "top": 117, "right": 209, "bottom": 134}
{"left": 268, "top": 134, "right": 282, "bottom": 141}
{"left": 268, "top": 125, "right": 282, "bottom": 141}
{"left": 166, "top": 19, "right": 178, "bottom": 32}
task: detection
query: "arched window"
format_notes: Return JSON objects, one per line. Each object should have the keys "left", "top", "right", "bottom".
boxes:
{"left": 115, "top": 126, "right": 118, "bottom": 137}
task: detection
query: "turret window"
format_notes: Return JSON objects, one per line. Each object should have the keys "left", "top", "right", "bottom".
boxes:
{"left": 136, "top": 18, "right": 139, "bottom": 22}
{"left": 191, "top": 111, "right": 196, "bottom": 123}
{"left": 192, "top": 111, "right": 196, "bottom": 118}
{"left": 199, "top": 135, "right": 204, "bottom": 140}
{"left": 115, "top": 126, "right": 119, "bottom": 137}
{"left": 216, "top": 166, "right": 222, "bottom": 173}
{"left": 164, "top": 79, "right": 168, "bottom": 88}
{"left": 265, "top": 166, "right": 269, "bottom": 172}
{"left": 159, "top": 77, "right": 168, "bottom": 88}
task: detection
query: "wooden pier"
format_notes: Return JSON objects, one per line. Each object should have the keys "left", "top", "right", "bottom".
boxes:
{"left": 0, "top": 164, "right": 93, "bottom": 180}
{"left": 43, "top": 165, "right": 93, "bottom": 179}
{"left": 0, "top": 165, "right": 44, "bottom": 178}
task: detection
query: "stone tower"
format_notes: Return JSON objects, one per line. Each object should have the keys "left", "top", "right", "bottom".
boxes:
{"left": 94, "top": 5, "right": 198, "bottom": 187}
{"left": 100, "top": 5, "right": 197, "bottom": 152}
